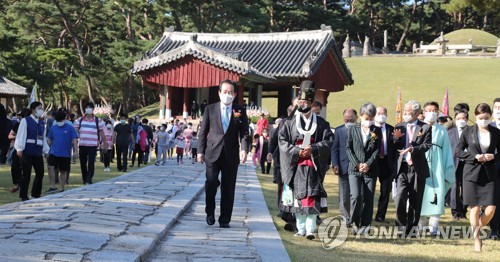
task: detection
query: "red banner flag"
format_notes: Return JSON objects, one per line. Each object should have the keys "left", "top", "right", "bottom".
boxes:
{"left": 442, "top": 87, "right": 449, "bottom": 116}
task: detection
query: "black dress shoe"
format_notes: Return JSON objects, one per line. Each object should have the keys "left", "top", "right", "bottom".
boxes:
{"left": 219, "top": 223, "right": 230, "bottom": 228}
{"left": 206, "top": 216, "right": 215, "bottom": 225}
{"left": 284, "top": 223, "right": 294, "bottom": 232}
{"left": 489, "top": 233, "right": 499, "bottom": 240}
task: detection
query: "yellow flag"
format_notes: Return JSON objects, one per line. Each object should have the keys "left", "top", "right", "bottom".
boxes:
{"left": 396, "top": 86, "right": 402, "bottom": 124}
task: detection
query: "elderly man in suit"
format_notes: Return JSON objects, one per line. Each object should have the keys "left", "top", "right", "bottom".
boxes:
{"left": 374, "top": 107, "right": 396, "bottom": 223}
{"left": 346, "top": 102, "right": 382, "bottom": 232}
{"left": 198, "top": 79, "right": 249, "bottom": 228}
{"left": 393, "top": 100, "right": 432, "bottom": 237}
{"left": 331, "top": 108, "right": 358, "bottom": 226}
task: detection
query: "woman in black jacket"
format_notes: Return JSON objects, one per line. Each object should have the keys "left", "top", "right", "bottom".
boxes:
{"left": 456, "top": 103, "right": 500, "bottom": 252}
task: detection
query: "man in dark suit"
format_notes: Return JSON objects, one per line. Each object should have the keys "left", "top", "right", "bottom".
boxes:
{"left": 489, "top": 97, "right": 500, "bottom": 240}
{"left": 331, "top": 108, "right": 357, "bottom": 226}
{"left": 393, "top": 100, "right": 432, "bottom": 236}
{"left": 448, "top": 109, "right": 469, "bottom": 221}
{"left": 198, "top": 79, "right": 249, "bottom": 228}
{"left": 374, "top": 107, "right": 395, "bottom": 223}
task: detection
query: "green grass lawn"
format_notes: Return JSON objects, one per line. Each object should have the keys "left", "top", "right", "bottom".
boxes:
{"left": 0, "top": 153, "right": 155, "bottom": 206}
{"left": 129, "top": 102, "right": 161, "bottom": 119}
{"left": 256, "top": 169, "right": 500, "bottom": 262}
{"left": 326, "top": 57, "right": 500, "bottom": 127}
{"left": 132, "top": 57, "right": 500, "bottom": 128}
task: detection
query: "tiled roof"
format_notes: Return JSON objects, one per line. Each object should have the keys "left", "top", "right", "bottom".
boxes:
{"left": 133, "top": 26, "right": 353, "bottom": 85}
{"left": 0, "top": 76, "right": 28, "bottom": 96}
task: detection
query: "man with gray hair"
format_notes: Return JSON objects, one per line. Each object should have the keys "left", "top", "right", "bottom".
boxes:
{"left": 346, "top": 102, "right": 382, "bottom": 232}
{"left": 393, "top": 100, "right": 432, "bottom": 237}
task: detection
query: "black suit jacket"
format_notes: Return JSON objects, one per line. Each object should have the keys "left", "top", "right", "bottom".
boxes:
{"left": 198, "top": 102, "right": 249, "bottom": 164}
{"left": 378, "top": 123, "right": 396, "bottom": 174}
{"left": 455, "top": 125, "right": 500, "bottom": 183}
{"left": 331, "top": 124, "right": 349, "bottom": 176}
{"left": 394, "top": 120, "right": 432, "bottom": 180}
{"left": 346, "top": 124, "right": 382, "bottom": 177}
{"left": 268, "top": 120, "right": 284, "bottom": 167}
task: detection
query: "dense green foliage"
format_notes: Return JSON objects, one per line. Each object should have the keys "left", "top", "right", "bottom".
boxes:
{"left": 0, "top": 0, "right": 498, "bottom": 114}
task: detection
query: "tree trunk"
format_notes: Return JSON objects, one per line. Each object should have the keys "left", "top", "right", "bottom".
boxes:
{"left": 396, "top": 1, "right": 418, "bottom": 52}
{"left": 458, "top": 12, "right": 462, "bottom": 29}
{"left": 11, "top": 97, "right": 17, "bottom": 113}
{"left": 349, "top": 0, "right": 357, "bottom": 14}
{"left": 79, "top": 99, "right": 84, "bottom": 116}
{"left": 52, "top": 0, "right": 96, "bottom": 103}
{"left": 171, "top": 10, "right": 183, "bottom": 31}
{"left": 63, "top": 90, "right": 69, "bottom": 110}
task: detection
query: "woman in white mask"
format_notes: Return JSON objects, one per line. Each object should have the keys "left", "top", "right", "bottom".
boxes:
{"left": 102, "top": 120, "right": 114, "bottom": 172}
{"left": 456, "top": 103, "right": 500, "bottom": 252}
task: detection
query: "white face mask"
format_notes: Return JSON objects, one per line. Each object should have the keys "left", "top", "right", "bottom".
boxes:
{"left": 476, "top": 118, "right": 491, "bottom": 127}
{"left": 494, "top": 110, "right": 500, "bottom": 119}
{"left": 219, "top": 93, "right": 234, "bottom": 105}
{"left": 403, "top": 114, "right": 413, "bottom": 123}
{"left": 375, "top": 115, "right": 386, "bottom": 124}
{"left": 120, "top": 120, "right": 126, "bottom": 124}
{"left": 35, "top": 109, "right": 44, "bottom": 118}
{"left": 424, "top": 111, "right": 438, "bottom": 123}
{"left": 361, "top": 120, "right": 374, "bottom": 128}
{"left": 160, "top": 127, "right": 165, "bottom": 131}
{"left": 56, "top": 121, "right": 65, "bottom": 127}
{"left": 456, "top": 119, "right": 467, "bottom": 128}
{"left": 85, "top": 108, "right": 93, "bottom": 115}
{"left": 106, "top": 124, "right": 112, "bottom": 129}
{"left": 345, "top": 122, "right": 355, "bottom": 128}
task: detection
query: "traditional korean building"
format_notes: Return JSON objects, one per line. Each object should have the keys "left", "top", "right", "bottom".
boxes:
{"left": 0, "top": 75, "right": 29, "bottom": 109}
{"left": 132, "top": 25, "right": 353, "bottom": 119}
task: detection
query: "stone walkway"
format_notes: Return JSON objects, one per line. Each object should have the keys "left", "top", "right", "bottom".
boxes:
{"left": 148, "top": 163, "right": 289, "bottom": 262}
{"left": 0, "top": 159, "right": 289, "bottom": 262}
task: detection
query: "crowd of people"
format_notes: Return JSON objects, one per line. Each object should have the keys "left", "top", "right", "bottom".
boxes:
{"left": 2, "top": 80, "right": 499, "bottom": 253}
{"left": 4, "top": 102, "right": 203, "bottom": 202}
{"left": 263, "top": 89, "right": 500, "bottom": 252}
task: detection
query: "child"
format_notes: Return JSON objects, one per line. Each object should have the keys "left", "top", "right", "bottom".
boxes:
{"left": 252, "top": 133, "right": 260, "bottom": 167}
{"left": 190, "top": 132, "right": 198, "bottom": 164}
{"left": 102, "top": 120, "right": 114, "bottom": 172}
{"left": 258, "top": 128, "right": 271, "bottom": 174}
{"left": 183, "top": 123, "right": 194, "bottom": 158}
{"left": 174, "top": 130, "right": 186, "bottom": 164}
{"left": 155, "top": 124, "right": 169, "bottom": 165}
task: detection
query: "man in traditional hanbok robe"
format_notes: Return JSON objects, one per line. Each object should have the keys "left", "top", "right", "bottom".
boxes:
{"left": 279, "top": 80, "right": 334, "bottom": 240}
{"left": 419, "top": 101, "right": 455, "bottom": 236}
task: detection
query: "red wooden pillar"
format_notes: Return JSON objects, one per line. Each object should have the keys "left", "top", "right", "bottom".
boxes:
{"left": 238, "top": 83, "right": 244, "bottom": 106}
{"left": 183, "top": 88, "right": 189, "bottom": 119}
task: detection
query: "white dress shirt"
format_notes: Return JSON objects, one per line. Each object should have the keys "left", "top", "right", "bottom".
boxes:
{"left": 14, "top": 115, "right": 50, "bottom": 154}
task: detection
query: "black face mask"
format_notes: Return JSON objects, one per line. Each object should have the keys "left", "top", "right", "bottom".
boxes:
{"left": 297, "top": 106, "right": 311, "bottom": 113}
